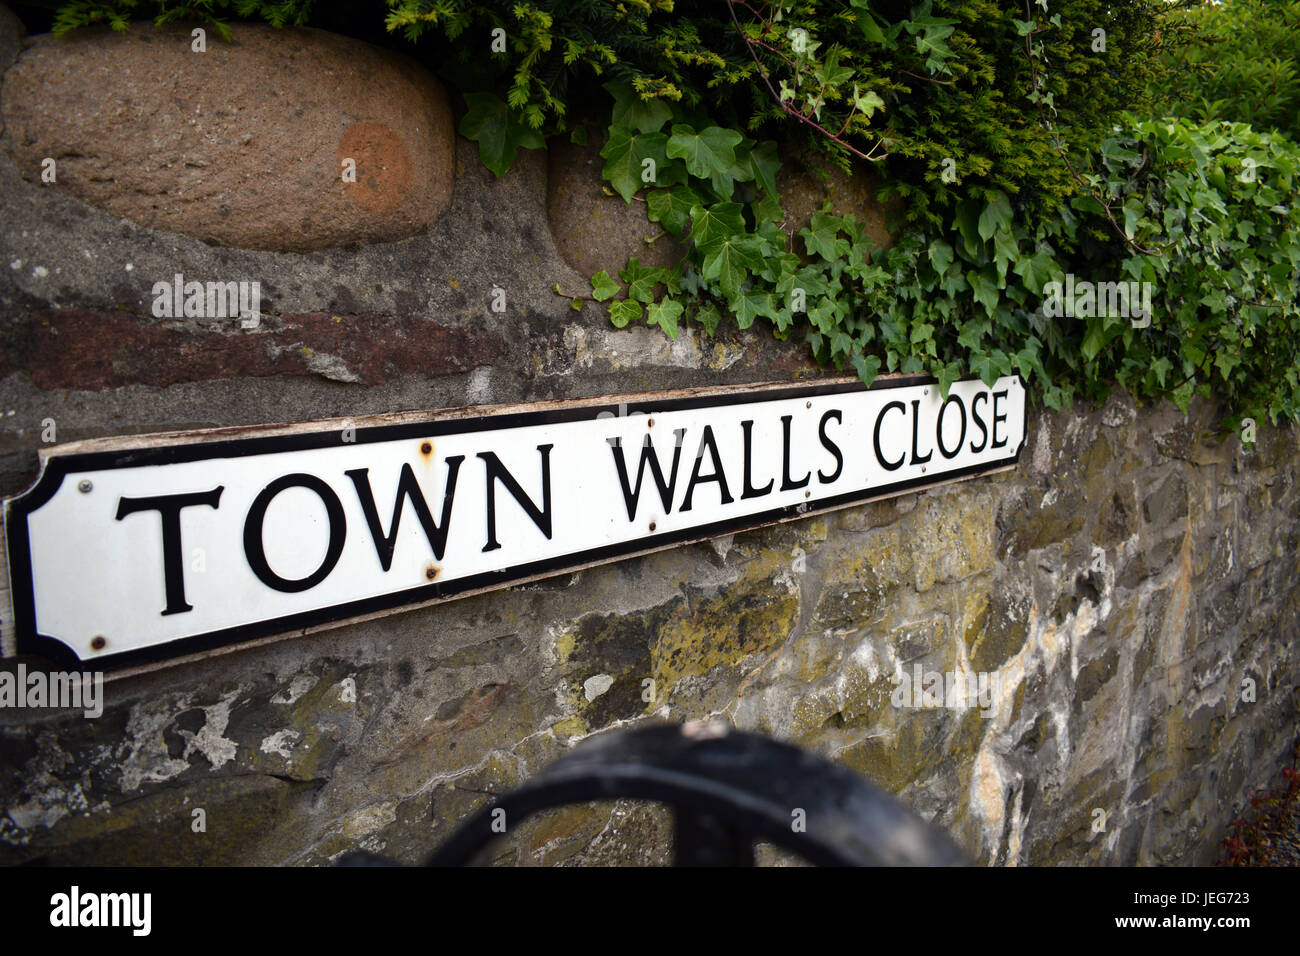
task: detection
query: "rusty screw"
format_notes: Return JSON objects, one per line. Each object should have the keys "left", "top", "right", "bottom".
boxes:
{"left": 90, "top": 636, "right": 107, "bottom": 651}
{"left": 420, "top": 441, "right": 432, "bottom": 455}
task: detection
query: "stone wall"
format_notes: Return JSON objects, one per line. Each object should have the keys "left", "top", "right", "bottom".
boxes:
{"left": 1, "top": 14, "right": 1297, "bottom": 866}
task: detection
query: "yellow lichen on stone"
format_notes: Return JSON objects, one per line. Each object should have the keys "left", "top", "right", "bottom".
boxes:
{"left": 551, "top": 716, "right": 586, "bottom": 738}
{"left": 554, "top": 630, "right": 576, "bottom": 666}
{"left": 651, "top": 553, "right": 798, "bottom": 692}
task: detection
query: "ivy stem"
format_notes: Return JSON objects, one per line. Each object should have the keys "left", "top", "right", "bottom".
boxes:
{"left": 726, "top": 0, "right": 887, "bottom": 162}
{"left": 895, "top": 67, "right": 956, "bottom": 87}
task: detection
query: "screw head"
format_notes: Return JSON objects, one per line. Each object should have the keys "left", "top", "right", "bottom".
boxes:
{"left": 647, "top": 418, "right": 654, "bottom": 428}
{"left": 649, "top": 521, "right": 657, "bottom": 532}
{"left": 78, "top": 479, "right": 92, "bottom": 493}
{"left": 90, "top": 635, "right": 107, "bottom": 651}
{"left": 420, "top": 441, "right": 432, "bottom": 455}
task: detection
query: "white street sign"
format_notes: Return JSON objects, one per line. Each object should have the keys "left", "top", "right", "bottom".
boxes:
{"left": 2, "top": 375, "right": 1026, "bottom": 671}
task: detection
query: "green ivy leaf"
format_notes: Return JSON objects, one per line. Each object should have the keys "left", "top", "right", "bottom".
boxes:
{"left": 807, "top": 297, "right": 837, "bottom": 334}
{"left": 753, "top": 192, "right": 784, "bottom": 224}
{"left": 749, "top": 140, "right": 782, "bottom": 200}
{"left": 1122, "top": 197, "right": 1145, "bottom": 239}
{"left": 735, "top": 290, "right": 777, "bottom": 329}
{"left": 935, "top": 361, "right": 963, "bottom": 398}
{"left": 689, "top": 202, "right": 747, "bottom": 252}
{"left": 606, "top": 80, "right": 673, "bottom": 134}
{"left": 849, "top": 0, "right": 888, "bottom": 44}
{"left": 1081, "top": 318, "right": 1108, "bottom": 362}
{"left": 702, "top": 235, "right": 767, "bottom": 299}
{"left": 590, "top": 271, "right": 620, "bottom": 302}
{"left": 645, "top": 185, "right": 701, "bottom": 240}
{"left": 955, "top": 202, "right": 984, "bottom": 259}
{"left": 969, "top": 350, "right": 1010, "bottom": 387}
{"left": 600, "top": 128, "right": 671, "bottom": 202}
{"left": 957, "top": 317, "right": 990, "bottom": 351}
{"left": 459, "top": 92, "right": 546, "bottom": 178}
{"left": 968, "top": 271, "right": 1000, "bottom": 316}
{"left": 978, "top": 192, "right": 1013, "bottom": 241}
{"left": 666, "top": 125, "right": 744, "bottom": 179}
{"left": 694, "top": 302, "right": 722, "bottom": 335}
{"left": 1012, "top": 247, "right": 1059, "bottom": 296}
{"left": 608, "top": 299, "right": 643, "bottom": 328}
{"left": 1013, "top": 338, "right": 1046, "bottom": 382}
{"left": 801, "top": 212, "right": 850, "bottom": 260}
{"left": 851, "top": 352, "right": 882, "bottom": 386}
{"left": 620, "top": 258, "right": 669, "bottom": 304}
{"left": 928, "top": 239, "right": 954, "bottom": 275}
{"left": 646, "top": 299, "right": 684, "bottom": 339}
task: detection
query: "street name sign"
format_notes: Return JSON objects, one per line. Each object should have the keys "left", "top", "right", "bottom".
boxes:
{"left": 1, "top": 375, "right": 1026, "bottom": 672}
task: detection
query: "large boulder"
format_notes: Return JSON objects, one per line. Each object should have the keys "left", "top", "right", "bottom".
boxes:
{"left": 1, "top": 22, "right": 454, "bottom": 252}
{"left": 0, "top": 3, "right": 21, "bottom": 78}
{"left": 547, "top": 126, "right": 687, "bottom": 289}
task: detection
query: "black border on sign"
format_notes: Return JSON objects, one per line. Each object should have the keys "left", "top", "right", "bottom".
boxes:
{"left": 5, "top": 375, "right": 1024, "bottom": 671}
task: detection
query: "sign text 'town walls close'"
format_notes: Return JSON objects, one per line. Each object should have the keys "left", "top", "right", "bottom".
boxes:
{"left": 2, "top": 375, "right": 1026, "bottom": 670}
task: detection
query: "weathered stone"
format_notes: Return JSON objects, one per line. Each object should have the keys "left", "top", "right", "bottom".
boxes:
{"left": 1094, "top": 484, "right": 1137, "bottom": 548}
{"left": 558, "top": 799, "right": 672, "bottom": 866}
{"left": 1052, "top": 566, "right": 1107, "bottom": 622}
{"left": 1, "top": 23, "right": 454, "bottom": 251}
{"left": 519, "top": 800, "right": 613, "bottom": 865}
{"left": 839, "top": 710, "right": 951, "bottom": 794}
{"left": 547, "top": 129, "right": 686, "bottom": 286}
{"left": 1074, "top": 646, "right": 1119, "bottom": 709}
{"left": 1142, "top": 470, "right": 1189, "bottom": 527}
{"left": 1078, "top": 430, "right": 1115, "bottom": 504}
{"left": 0, "top": 3, "right": 22, "bottom": 85}
{"left": 2, "top": 309, "right": 503, "bottom": 389}
{"left": 965, "top": 590, "right": 1030, "bottom": 672}
{"left": 561, "top": 599, "right": 681, "bottom": 729}
{"left": 892, "top": 617, "right": 949, "bottom": 667}
{"left": 1154, "top": 420, "right": 1198, "bottom": 461}
{"left": 775, "top": 139, "right": 898, "bottom": 257}
{"left": 834, "top": 492, "right": 918, "bottom": 531}
{"left": 652, "top": 555, "right": 799, "bottom": 691}
{"left": 436, "top": 633, "right": 525, "bottom": 670}
{"left": 997, "top": 486, "right": 1087, "bottom": 556}
{"left": 0, "top": 769, "right": 309, "bottom": 866}
{"left": 906, "top": 491, "right": 997, "bottom": 592}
